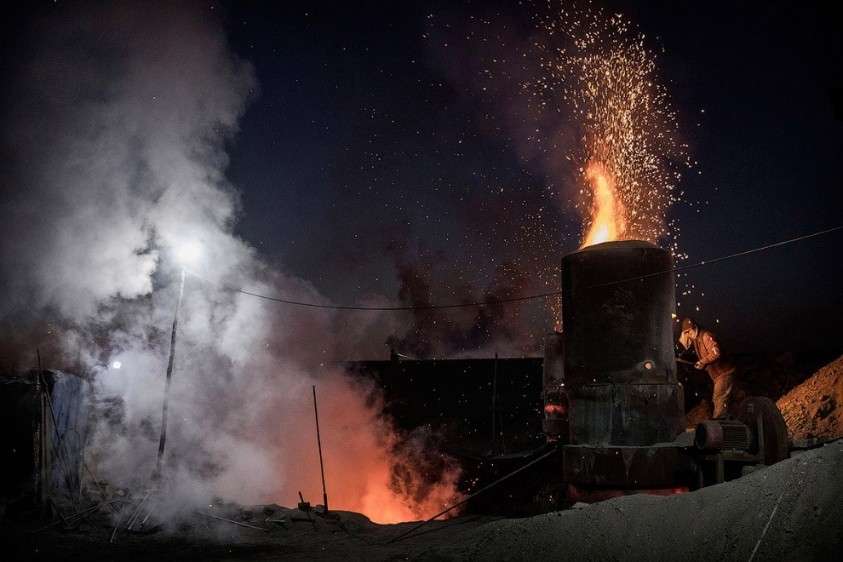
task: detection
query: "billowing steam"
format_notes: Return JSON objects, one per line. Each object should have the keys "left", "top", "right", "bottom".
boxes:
{"left": 0, "top": 2, "right": 460, "bottom": 523}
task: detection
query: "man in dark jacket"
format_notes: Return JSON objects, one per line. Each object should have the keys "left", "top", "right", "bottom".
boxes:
{"left": 679, "top": 317, "right": 737, "bottom": 418}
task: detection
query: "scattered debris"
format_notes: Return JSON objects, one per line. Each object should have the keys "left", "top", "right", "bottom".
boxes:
{"left": 32, "top": 499, "right": 123, "bottom": 533}
{"left": 297, "top": 491, "right": 310, "bottom": 513}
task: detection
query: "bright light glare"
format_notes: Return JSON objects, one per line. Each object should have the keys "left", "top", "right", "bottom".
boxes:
{"left": 111, "top": 361, "right": 122, "bottom": 370}
{"left": 174, "top": 240, "right": 202, "bottom": 267}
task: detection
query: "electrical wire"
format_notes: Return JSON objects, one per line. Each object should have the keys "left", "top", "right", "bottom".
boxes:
{"left": 229, "top": 224, "right": 842, "bottom": 312}
{"left": 234, "top": 287, "right": 563, "bottom": 311}
{"left": 591, "top": 224, "right": 843, "bottom": 289}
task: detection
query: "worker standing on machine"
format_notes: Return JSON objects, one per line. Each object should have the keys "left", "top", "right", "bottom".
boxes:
{"left": 678, "top": 317, "right": 737, "bottom": 419}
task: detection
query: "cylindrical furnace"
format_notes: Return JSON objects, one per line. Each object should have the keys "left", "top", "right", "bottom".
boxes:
{"left": 561, "top": 240, "right": 684, "bottom": 446}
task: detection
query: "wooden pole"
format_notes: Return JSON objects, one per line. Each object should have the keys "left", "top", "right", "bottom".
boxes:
{"left": 312, "top": 385, "right": 329, "bottom": 512}
{"left": 154, "top": 268, "right": 186, "bottom": 480}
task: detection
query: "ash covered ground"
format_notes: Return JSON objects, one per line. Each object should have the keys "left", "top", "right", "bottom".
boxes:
{"left": 3, "top": 439, "right": 841, "bottom": 561}
{"left": 4, "top": 356, "right": 843, "bottom": 561}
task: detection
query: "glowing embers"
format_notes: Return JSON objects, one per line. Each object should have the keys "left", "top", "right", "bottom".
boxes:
{"left": 581, "top": 161, "right": 627, "bottom": 247}
{"left": 566, "top": 483, "right": 689, "bottom": 504}
{"left": 530, "top": 6, "right": 692, "bottom": 252}
{"left": 543, "top": 388, "right": 570, "bottom": 443}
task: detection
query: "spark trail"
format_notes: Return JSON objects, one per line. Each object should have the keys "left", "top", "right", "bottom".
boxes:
{"left": 532, "top": 4, "right": 693, "bottom": 252}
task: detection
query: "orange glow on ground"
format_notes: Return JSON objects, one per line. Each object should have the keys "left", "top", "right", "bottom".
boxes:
{"left": 272, "top": 374, "right": 463, "bottom": 524}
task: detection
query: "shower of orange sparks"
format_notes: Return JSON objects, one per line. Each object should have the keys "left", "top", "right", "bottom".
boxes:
{"left": 530, "top": 6, "right": 693, "bottom": 256}
{"left": 528, "top": 4, "right": 694, "bottom": 328}
{"left": 581, "top": 161, "right": 626, "bottom": 247}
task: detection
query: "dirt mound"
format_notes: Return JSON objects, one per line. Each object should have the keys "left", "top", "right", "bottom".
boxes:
{"left": 776, "top": 355, "right": 843, "bottom": 440}
{"left": 440, "top": 440, "right": 843, "bottom": 561}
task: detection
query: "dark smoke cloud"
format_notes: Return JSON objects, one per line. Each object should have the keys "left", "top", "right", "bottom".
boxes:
{"left": 367, "top": 6, "right": 583, "bottom": 358}
{"left": 386, "top": 255, "right": 540, "bottom": 358}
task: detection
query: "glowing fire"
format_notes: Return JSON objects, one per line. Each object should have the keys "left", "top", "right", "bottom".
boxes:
{"left": 273, "top": 374, "right": 463, "bottom": 524}
{"left": 581, "top": 161, "right": 626, "bottom": 247}
{"left": 531, "top": 7, "right": 692, "bottom": 252}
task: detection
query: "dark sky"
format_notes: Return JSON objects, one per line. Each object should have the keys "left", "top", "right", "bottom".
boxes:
{"left": 3, "top": 1, "right": 841, "bottom": 355}
{"left": 218, "top": 0, "right": 842, "bottom": 354}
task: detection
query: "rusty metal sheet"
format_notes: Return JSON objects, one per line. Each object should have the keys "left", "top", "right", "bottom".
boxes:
{"left": 569, "top": 382, "right": 685, "bottom": 446}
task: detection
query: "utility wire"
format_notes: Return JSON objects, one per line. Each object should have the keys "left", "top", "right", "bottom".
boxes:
{"left": 591, "top": 224, "right": 843, "bottom": 289}
{"left": 229, "top": 224, "right": 842, "bottom": 312}
{"left": 235, "top": 287, "right": 562, "bottom": 311}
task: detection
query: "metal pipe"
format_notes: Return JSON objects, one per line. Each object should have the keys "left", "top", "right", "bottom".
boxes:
{"left": 196, "top": 510, "right": 269, "bottom": 532}
{"left": 312, "top": 385, "right": 329, "bottom": 512}
{"left": 561, "top": 240, "right": 684, "bottom": 446}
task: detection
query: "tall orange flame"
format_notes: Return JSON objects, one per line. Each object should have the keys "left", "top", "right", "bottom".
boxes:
{"left": 581, "top": 161, "right": 626, "bottom": 247}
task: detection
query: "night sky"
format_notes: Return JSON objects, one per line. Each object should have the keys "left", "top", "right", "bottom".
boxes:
{"left": 4, "top": 1, "right": 842, "bottom": 355}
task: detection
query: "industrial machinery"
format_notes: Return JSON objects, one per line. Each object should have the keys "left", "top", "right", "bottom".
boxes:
{"left": 542, "top": 240, "right": 789, "bottom": 501}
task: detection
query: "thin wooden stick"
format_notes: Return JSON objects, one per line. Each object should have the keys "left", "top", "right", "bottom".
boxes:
{"left": 196, "top": 511, "right": 269, "bottom": 532}
{"left": 125, "top": 492, "right": 150, "bottom": 531}
{"left": 31, "top": 499, "right": 122, "bottom": 533}
{"left": 111, "top": 492, "right": 149, "bottom": 543}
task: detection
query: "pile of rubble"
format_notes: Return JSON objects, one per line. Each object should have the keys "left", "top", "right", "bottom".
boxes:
{"left": 777, "top": 354, "right": 843, "bottom": 441}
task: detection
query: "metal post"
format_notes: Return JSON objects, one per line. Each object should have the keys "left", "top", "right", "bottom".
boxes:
{"left": 154, "top": 268, "right": 186, "bottom": 480}
{"left": 312, "top": 385, "right": 329, "bottom": 512}
{"left": 491, "top": 352, "right": 498, "bottom": 453}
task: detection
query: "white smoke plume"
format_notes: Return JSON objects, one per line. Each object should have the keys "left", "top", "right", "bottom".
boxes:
{"left": 0, "top": 2, "right": 460, "bottom": 523}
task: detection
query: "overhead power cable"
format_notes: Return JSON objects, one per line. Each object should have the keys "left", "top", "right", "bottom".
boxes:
{"left": 230, "top": 224, "right": 842, "bottom": 312}
{"left": 591, "top": 224, "right": 843, "bottom": 289}
{"left": 234, "top": 287, "right": 563, "bottom": 311}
